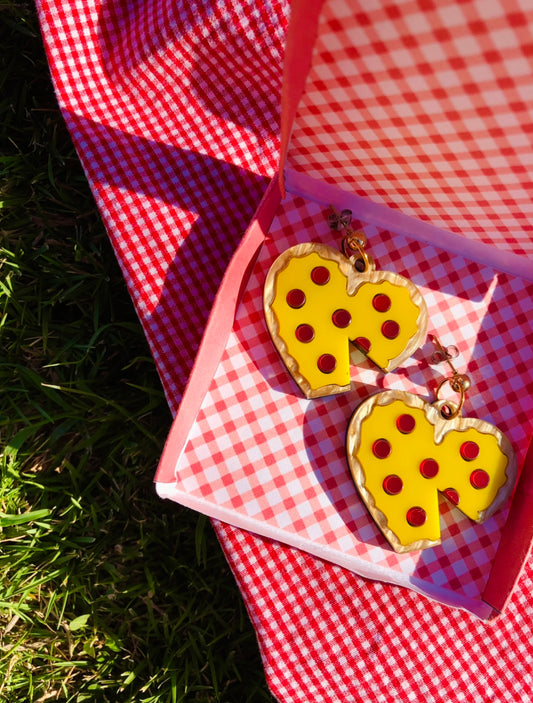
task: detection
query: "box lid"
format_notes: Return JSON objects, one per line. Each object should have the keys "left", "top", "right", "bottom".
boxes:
{"left": 280, "top": 0, "right": 533, "bottom": 259}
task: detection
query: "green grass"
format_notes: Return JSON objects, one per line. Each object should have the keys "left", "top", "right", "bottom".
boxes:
{"left": 0, "top": 4, "right": 273, "bottom": 701}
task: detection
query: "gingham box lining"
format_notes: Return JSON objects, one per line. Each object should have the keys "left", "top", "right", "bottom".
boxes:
{"left": 162, "top": 192, "right": 533, "bottom": 615}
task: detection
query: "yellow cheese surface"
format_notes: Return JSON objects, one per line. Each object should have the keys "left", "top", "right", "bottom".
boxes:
{"left": 270, "top": 251, "right": 421, "bottom": 393}
{"left": 355, "top": 399, "right": 509, "bottom": 547}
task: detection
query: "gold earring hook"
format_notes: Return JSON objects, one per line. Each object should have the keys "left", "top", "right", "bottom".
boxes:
{"left": 328, "top": 205, "right": 373, "bottom": 272}
{"left": 429, "top": 335, "right": 471, "bottom": 420}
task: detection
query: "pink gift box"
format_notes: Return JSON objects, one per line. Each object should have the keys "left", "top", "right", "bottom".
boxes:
{"left": 155, "top": 0, "right": 533, "bottom": 618}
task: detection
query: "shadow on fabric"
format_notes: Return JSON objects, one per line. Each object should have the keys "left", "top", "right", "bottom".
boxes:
{"left": 63, "top": 110, "right": 271, "bottom": 411}
{"left": 96, "top": 0, "right": 288, "bottom": 139}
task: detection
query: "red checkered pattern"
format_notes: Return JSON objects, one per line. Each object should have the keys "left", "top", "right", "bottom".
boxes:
{"left": 169, "top": 194, "right": 533, "bottom": 614}
{"left": 288, "top": 0, "right": 533, "bottom": 256}
{"left": 220, "top": 522, "right": 533, "bottom": 703}
{"left": 37, "top": 0, "right": 533, "bottom": 701}
{"left": 38, "top": 0, "right": 287, "bottom": 411}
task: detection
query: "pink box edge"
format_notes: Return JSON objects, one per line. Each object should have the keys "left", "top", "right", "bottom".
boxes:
{"left": 482, "top": 438, "right": 533, "bottom": 615}
{"left": 154, "top": 176, "right": 282, "bottom": 485}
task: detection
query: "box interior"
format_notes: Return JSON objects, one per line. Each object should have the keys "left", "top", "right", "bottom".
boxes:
{"left": 157, "top": 187, "right": 533, "bottom": 618}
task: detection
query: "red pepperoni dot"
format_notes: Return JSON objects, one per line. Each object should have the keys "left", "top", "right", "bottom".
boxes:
{"left": 383, "top": 474, "right": 403, "bottom": 495}
{"left": 311, "top": 266, "right": 330, "bottom": 285}
{"left": 406, "top": 506, "right": 427, "bottom": 527}
{"left": 420, "top": 458, "right": 439, "bottom": 478}
{"left": 381, "top": 320, "right": 400, "bottom": 340}
{"left": 443, "top": 488, "right": 460, "bottom": 505}
{"left": 396, "top": 413, "right": 416, "bottom": 434}
{"left": 470, "top": 469, "right": 490, "bottom": 489}
{"left": 460, "top": 441, "right": 480, "bottom": 461}
{"left": 332, "top": 309, "right": 351, "bottom": 328}
{"left": 372, "top": 438, "right": 391, "bottom": 459}
{"left": 295, "top": 324, "right": 314, "bottom": 343}
{"left": 355, "top": 337, "right": 371, "bottom": 353}
{"left": 286, "top": 289, "right": 306, "bottom": 309}
{"left": 372, "top": 293, "right": 391, "bottom": 313}
{"left": 317, "top": 353, "right": 336, "bottom": 374}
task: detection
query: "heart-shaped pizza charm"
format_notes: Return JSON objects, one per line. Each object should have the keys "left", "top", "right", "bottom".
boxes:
{"left": 346, "top": 390, "right": 517, "bottom": 553}
{"left": 264, "top": 243, "right": 428, "bottom": 398}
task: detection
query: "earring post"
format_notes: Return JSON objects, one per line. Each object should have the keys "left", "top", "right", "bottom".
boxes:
{"left": 429, "top": 335, "right": 471, "bottom": 408}
{"left": 429, "top": 334, "right": 459, "bottom": 376}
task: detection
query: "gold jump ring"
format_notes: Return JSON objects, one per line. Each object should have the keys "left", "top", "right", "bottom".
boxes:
{"left": 435, "top": 374, "right": 470, "bottom": 419}
{"left": 342, "top": 234, "right": 372, "bottom": 272}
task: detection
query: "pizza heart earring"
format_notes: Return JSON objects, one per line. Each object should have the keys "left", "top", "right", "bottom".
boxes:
{"left": 345, "top": 335, "right": 518, "bottom": 553}
{"left": 263, "top": 208, "right": 428, "bottom": 398}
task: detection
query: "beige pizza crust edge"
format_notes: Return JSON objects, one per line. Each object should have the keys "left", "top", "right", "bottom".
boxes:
{"left": 346, "top": 391, "right": 441, "bottom": 553}
{"left": 263, "top": 243, "right": 428, "bottom": 397}
{"left": 346, "top": 390, "right": 517, "bottom": 553}
{"left": 263, "top": 243, "right": 354, "bottom": 398}
{"left": 429, "top": 399, "right": 518, "bottom": 523}
{"left": 344, "top": 269, "right": 428, "bottom": 373}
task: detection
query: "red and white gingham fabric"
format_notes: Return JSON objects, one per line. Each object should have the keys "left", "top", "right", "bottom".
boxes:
{"left": 37, "top": 1, "right": 533, "bottom": 701}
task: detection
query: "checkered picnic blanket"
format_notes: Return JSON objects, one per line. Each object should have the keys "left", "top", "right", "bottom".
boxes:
{"left": 38, "top": 0, "right": 533, "bottom": 700}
